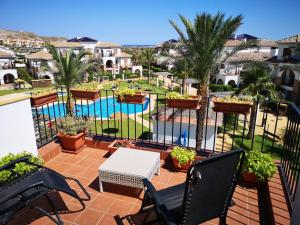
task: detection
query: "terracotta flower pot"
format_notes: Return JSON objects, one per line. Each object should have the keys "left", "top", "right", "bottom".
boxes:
{"left": 117, "top": 94, "right": 146, "bottom": 104}
{"left": 57, "top": 132, "right": 86, "bottom": 154}
{"left": 213, "top": 101, "right": 252, "bottom": 115}
{"left": 108, "top": 140, "right": 131, "bottom": 154}
{"left": 242, "top": 172, "right": 259, "bottom": 184}
{"left": 30, "top": 92, "right": 57, "bottom": 107}
{"left": 70, "top": 89, "right": 100, "bottom": 101}
{"left": 167, "top": 96, "right": 201, "bottom": 109}
{"left": 172, "top": 157, "right": 193, "bottom": 171}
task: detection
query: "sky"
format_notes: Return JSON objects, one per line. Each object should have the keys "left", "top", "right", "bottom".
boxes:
{"left": 1, "top": 0, "right": 300, "bottom": 45}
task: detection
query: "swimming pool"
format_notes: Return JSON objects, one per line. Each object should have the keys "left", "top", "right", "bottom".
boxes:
{"left": 40, "top": 97, "right": 150, "bottom": 119}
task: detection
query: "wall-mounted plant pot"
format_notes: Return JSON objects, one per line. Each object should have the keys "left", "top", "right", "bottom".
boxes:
{"left": 108, "top": 140, "right": 131, "bottom": 154}
{"left": 172, "top": 157, "right": 193, "bottom": 171}
{"left": 30, "top": 92, "right": 57, "bottom": 107}
{"left": 213, "top": 102, "right": 252, "bottom": 115}
{"left": 167, "top": 96, "right": 201, "bottom": 109}
{"left": 242, "top": 172, "right": 259, "bottom": 184}
{"left": 70, "top": 89, "right": 100, "bottom": 101}
{"left": 117, "top": 93, "right": 146, "bottom": 104}
{"left": 57, "top": 132, "right": 86, "bottom": 154}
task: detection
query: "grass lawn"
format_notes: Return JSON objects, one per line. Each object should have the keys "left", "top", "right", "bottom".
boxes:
{"left": 89, "top": 118, "right": 149, "bottom": 140}
{"left": 233, "top": 134, "right": 283, "bottom": 160}
{"left": 0, "top": 88, "right": 31, "bottom": 96}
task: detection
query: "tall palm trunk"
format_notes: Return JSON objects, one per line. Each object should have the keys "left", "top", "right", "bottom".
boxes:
{"left": 196, "top": 85, "right": 208, "bottom": 151}
{"left": 148, "top": 64, "right": 151, "bottom": 82}
{"left": 182, "top": 74, "right": 186, "bottom": 94}
{"left": 247, "top": 102, "right": 257, "bottom": 139}
{"left": 66, "top": 86, "right": 72, "bottom": 116}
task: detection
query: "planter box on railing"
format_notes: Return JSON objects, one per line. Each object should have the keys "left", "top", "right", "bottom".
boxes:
{"left": 30, "top": 92, "right": 57, "bottom": 107}
{"left": 108, "top": 140, "right": 131, "bottom": 154}
{"left": 117, "top": 93, "right": 146, "bottom": 104}
{"left": 70, "top": 89, "right": 100, "bottom": 101}
{"left": 167, "top": 96, "right": 201, "bottom": 109}
{"left": 213, "top": 101, "right": 252, "bottom": 115}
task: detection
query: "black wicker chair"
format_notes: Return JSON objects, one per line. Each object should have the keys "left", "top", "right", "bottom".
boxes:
{"left": 0, "top": 155, "right": 91, "bottom": 225}
{"left": 140, "top": 149, "right": 245, "bottom": 225}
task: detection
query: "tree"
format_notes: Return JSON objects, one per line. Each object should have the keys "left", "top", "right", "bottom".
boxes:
{"left": 48, "top": 45, "right": 97, "bottom": 114}
{"left": 235, "top": 62, "right": 277, "bottom": 139}
{"left": 142, "top": 48, "right": 156, "bottom": 82}
{"left": 171, "top": 56, "right": 192, "bottom": 94}
{"left": 17, "top": 68, "right": 33, "bottom": 83}
{"left": 170, "top": 12, "right": 245, "bottom": 150}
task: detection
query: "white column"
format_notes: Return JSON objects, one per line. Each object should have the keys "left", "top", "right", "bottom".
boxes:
{"left": 156, "top": 78, "right": 159, "bottom": 87}
{"left": 122, "top": 74, "right": 124, "bottom": 81}
{"left": 188, "top": 83, "right": 192, "bottom": 95}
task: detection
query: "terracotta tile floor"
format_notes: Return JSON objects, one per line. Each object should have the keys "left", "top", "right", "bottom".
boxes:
{"left": 8, "top": 147, "right": 290, "bottom": 225}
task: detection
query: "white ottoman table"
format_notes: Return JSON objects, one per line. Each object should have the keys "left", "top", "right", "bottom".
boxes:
{"left": 98, "top": 147, "right": 160, "bottom": 192}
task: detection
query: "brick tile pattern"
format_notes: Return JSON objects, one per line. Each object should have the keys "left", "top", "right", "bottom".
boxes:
{"left": 8, "top": 147, "right": 290, "bottom": 225}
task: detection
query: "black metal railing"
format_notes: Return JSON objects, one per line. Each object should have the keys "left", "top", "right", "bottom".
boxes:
{"left": 31, "top": 88, "right": 300, "bottom": 211}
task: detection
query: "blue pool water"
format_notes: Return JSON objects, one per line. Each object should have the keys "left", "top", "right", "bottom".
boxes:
{"left": 41, "top": 97, "right": 150, "bottom": 119}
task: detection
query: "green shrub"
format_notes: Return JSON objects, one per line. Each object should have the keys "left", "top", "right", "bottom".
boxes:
{"left": 17, "top": 68, "right": 33, "bottom": 83}
{"left": 58, "top": 116, "right": 88, "bottom": 135}
{"left": 170, "top": 146, "right": 196, "bottom": 166}
{"left": 0, "top": 152, "right": 43, "bottom": 185}
{"left": 243, "top": 150, "right": 277, "bottom": 182}
{"left": 114, "top": 88, "right": 136, "bottom": 100}
{"left": 209, "top": 84, "right": 232, "bottom": 92}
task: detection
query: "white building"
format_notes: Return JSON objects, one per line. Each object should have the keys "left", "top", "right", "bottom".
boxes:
{"left": 215, "top": 38, "right": 278, "bottom": 87}
{"left": 0, "top": 49, "right": 18, "bottom": 84}
{"left": 271, "top": 34, "right": 300, "bottom": 104}
{"left": 52, "top": 37, "right": 142, "bottom": 76}
{"left": 26, "top": 49, "right": 55, "bottom": 80}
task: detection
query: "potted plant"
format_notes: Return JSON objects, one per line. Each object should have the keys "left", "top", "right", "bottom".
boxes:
{"left": 242, "top": 150, "right": 277, "bottom": 184}
{"left": 170, "top": 146, "right": 196, "bottom": 170}
{"left": 0, "top": 152, "right": 43, "bottom": 186}
{"left": 30, "top": 89, "right": 57, "bottom": 107}
{"left": 212, "top": 96, "right": 253, "bottom": 115}
{"left": 108, "top": 140, "right": 131, "bottom": 154}
{"left": 115, "top": 88, "right": 146, "bottom": 104}
{"left": 166, "top": 92, "right": 201, "bottom": 109}
{"left": 57, "top": 116, "right": 88, "bottom": 154}
{"left": 70, "top": 82, "right": 101, "bottom": 100}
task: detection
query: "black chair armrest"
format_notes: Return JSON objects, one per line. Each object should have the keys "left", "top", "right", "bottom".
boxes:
{"left": 0, "top": 155, "right": 32, "bottom": 172}
{"left": 142, "top": 178, "right": 163, "bottom": 206}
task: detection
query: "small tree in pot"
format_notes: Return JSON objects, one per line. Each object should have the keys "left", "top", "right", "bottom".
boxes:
{"left": 242, "top": 150, "right": 277, "bottom": 184}
{"left": 57, "top": 116, "right": 89, "bottom": 154}
{"left": 170, "top": 146, "right": 196, "bottom": 170}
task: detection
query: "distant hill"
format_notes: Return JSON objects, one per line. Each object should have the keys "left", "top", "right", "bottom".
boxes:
{"left": 0, "top": 29, "right": 66, "bottom": 42}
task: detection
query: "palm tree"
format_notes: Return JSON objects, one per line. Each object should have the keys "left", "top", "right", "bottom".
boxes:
{"left": 171, "top": 57, "right": 192, "bottom": 94}
{"left": 235, "top": 62, "right": 277, "bottom": 139}
{"left": 142, "top": 48, "right": 156, "bottom": 82}
{"left": 170, "top": 12, "right": 246, "bottom": 150}
{"left": 48, "top": 45, "right": 97, "bottom": 114}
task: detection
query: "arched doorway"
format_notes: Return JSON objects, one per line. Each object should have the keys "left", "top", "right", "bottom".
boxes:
{"left": 3, "top": 74, "right": 15, "bottom": 83}
{"left": 228, "top": 80, "right": 237, "bottom": 87}
{"left": 281, "top": 70, "right": 295, "bottom": 87}
{"left": 217, "top": 79, "right": 224, "bottom": 85}
{"left": 134, "top": 69, "right": 141, "bottom": 76}
{"left": 41, "top": 75, "right": 51, "bottom": 79}
{"left": 106, "top": 60, "right": 113, "bottom": 68}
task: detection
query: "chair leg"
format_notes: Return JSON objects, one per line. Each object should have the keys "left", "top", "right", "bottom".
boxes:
{"left": 219, "top": 217, "right": 227, "bottom": 225}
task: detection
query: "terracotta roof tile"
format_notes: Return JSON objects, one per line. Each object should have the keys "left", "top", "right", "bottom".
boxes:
{"left": 26, "top": 50, "right": 52, "bottom": 60}
{"left": 95, "top": 42, "right": 121, "bottom": 48}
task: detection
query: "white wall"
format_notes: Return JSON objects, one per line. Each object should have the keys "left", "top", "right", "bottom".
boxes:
{"left": 0, "top": 69, "right": 18, "bottom": 84}
{"left": 0, "top": 98, "right": 38, "bottom": 157}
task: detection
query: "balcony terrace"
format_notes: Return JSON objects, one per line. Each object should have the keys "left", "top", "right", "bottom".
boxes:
{"left": 1, "top": 88, "right": 300, "bottom": 225}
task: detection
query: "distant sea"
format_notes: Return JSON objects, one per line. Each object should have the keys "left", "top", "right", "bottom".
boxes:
{"left": 122, "top": 44, "right": 155, "bottom": 48}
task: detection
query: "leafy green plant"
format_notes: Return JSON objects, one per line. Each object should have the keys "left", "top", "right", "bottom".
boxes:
{"left": 170, "top": 146, "right": 196, "bottom": 166}
{"left": 0, "top": 152, "right": 43, "bottom": 185}
{"left": 243, "top": 150, "right": 277, "bottom": 182}
{"left": 114, "top": 88, "right": 136, "bottom": 101}
{"left": 17, "top": 68, "right": 33, "bottom": 83}
{"left": 72, "top": 82, "right": 102, "bottom": 91}
{"left": 213, "top": 96, "right": 253, "bottom": 105}
{"left": 166, "top": 92, "right": 196, "bottom": 100}
{"left": 58, "top": 116, "right": 88, "bottom": 136}
{"left": 31, "top": 88, "right": 56, "bottom": 97}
